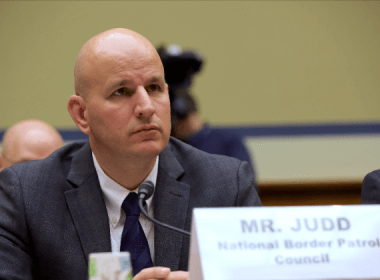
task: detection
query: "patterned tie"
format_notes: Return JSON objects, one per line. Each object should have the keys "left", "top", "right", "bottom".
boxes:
{"left": 120, "top": 192, "right": 153, "bottom": 275}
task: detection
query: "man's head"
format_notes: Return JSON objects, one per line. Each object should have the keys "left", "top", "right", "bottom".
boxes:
{"left": 0, "top": 120, "right": 64, "bottom": 171}
{"left": 68, "top": 28, "right": 171, "bottom": 165}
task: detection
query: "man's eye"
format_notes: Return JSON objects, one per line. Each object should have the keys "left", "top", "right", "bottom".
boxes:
{"left": 147, "top": 84, "right": 161, "bottom": 92}
{"left": 112, "top": 87, "right": 133, "bottom": 96}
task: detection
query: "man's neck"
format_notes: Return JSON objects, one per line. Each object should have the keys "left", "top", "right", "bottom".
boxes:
{"left": 92, "top": 149, "right": 157, "bottom": 191}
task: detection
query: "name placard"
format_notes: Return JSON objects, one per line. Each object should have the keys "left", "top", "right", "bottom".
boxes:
{"left": 188, "top": 205, "right": 380, "bottom": 280}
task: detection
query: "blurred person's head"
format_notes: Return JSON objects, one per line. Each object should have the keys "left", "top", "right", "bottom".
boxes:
{"left": 0, "top": 120, "right": 64, "bottom": 171}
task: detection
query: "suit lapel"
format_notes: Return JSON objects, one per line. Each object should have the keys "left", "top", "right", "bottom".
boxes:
{"left": 65, "top": 142, "right": 111, "bottom": 262}
{"left": 62, "top": 141, "right": 191, "bottom": 268}
{"left": 154, "top": 143, "right": 191, "bottom": 270}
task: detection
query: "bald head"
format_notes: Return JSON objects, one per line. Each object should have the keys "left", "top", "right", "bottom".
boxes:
{"left": 74, "top": 28, "right": 162, "bottom": 99}
{"left": 0, "top": 120, "right": 63, "bottom": 171}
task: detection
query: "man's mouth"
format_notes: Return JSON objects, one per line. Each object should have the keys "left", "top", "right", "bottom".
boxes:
{"left": 133, "top": 125, "right": 159, "bottom": 134}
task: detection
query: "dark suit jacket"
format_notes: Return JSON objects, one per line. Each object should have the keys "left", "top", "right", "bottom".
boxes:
{"left": 361, "top": 169, "right": 380, "bottom": 204}
{"left": 0, "top": 137, "right": 261, "bottom": 279}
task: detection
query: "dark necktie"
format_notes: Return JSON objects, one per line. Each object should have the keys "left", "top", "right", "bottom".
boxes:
{"left": 120, "top": 192, "right": 153, "bottom": 275}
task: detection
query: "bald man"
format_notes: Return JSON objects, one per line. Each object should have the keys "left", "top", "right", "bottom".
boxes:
{"left": 0, "top": 120, "right": 63, "bottom": 171}
{"left": 0, "top": 28, "right": 261, "bottom": 280}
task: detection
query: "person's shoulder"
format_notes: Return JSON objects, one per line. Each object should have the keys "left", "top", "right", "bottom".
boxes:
{"left": 0, "top": 141, "right": 92, "bottom": 203}
{"left": 4, "top": 140, "right": 88, "bottom": 175}
{"left": 166, "top": 137, "right": 242, "bottom": 168}
{"left": 361, "top": 169, "right": 380, "bottom": 204}
{"left": 164, "top": 137, "right": 260, "bottom": 206}
{"left": 362, "top": 169, "right": 380, "bottom": 188}
{"left": 364, "top": 169, "right": 380, "bottom": 180}
{"left": 206, "top": 127, "right": 245, "bottom": 144}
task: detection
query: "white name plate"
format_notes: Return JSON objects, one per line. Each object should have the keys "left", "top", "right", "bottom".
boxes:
{"left": 188, "top": 205, "right": 380, "bottom": 280}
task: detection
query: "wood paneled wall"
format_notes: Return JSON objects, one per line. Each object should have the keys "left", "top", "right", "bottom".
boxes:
{"left": 258, "top": 182, "right": 361, "bottom": 206}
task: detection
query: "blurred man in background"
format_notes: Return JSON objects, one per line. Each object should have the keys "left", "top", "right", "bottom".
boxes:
{"left": 0, "top": 119, "right": 63, "bottom": 171}
{"left": 158, "top": 45, "right": 257, "bottom": 181}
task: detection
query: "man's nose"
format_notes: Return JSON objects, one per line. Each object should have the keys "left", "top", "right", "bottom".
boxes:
{"left": 135, "top": 88, "right": 155, "bottom": 118}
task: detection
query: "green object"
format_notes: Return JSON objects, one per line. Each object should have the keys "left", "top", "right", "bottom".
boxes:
{"left": 88, "top": 258, "right": 97, "bottom": 277}
{"left": 127, "top": 271, "right": 133, "bottom": 280}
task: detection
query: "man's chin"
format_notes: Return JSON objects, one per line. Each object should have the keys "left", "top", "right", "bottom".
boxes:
{"left": 132, "top": 140, "right": 166, "bottom": 157}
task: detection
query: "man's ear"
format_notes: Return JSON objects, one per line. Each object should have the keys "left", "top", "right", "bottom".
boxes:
{"left": 67, "top": 95, "right": 91, "bottom": 135}
{"left": 0, "top": 154, "right": 4, "bottom": 172}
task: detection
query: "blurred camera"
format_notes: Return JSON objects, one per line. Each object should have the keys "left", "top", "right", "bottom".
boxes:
{"left": 157, "top": 45, "right": 204, "bottom": 119}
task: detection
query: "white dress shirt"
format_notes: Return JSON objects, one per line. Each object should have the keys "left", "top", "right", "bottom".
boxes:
{"left": 92, "top": 153, "right": 158, "bottom": 262}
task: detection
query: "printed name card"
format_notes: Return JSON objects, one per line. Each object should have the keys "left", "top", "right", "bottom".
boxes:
{"left": 188, "top": 205, "right": 380, "bottom": 280}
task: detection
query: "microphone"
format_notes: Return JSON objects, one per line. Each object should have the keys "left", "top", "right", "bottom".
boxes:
{"left": 138, "top": 181, "right": 191, "bottom": 237}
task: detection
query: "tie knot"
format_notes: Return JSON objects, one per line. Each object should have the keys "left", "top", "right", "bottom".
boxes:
{"left": 122, "top": 192, "right": 140, "bottom": 216}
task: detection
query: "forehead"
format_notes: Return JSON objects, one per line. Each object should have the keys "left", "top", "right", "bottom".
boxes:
{"left": 96, "top": 33, "right": 150, "bottom": 55}
{"left": 99, "top": 34, "right": 161, "bottom": 72}
{"left": 82, "top": 33, "right": 164, "bottom": 90}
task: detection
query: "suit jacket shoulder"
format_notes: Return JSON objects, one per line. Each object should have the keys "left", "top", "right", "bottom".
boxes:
{"left": 0, "top": 141, "right": 111, "bottom": 279}
{"left": 153, "top": 138, "right": 261, "bottom": 271}
{"left": 161, "top": 137, "right": 261, "bottom": 207}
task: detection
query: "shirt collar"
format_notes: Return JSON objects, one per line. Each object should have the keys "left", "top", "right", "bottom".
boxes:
{"left": 92, "top": 153, "right": 158, "bottom": 228}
